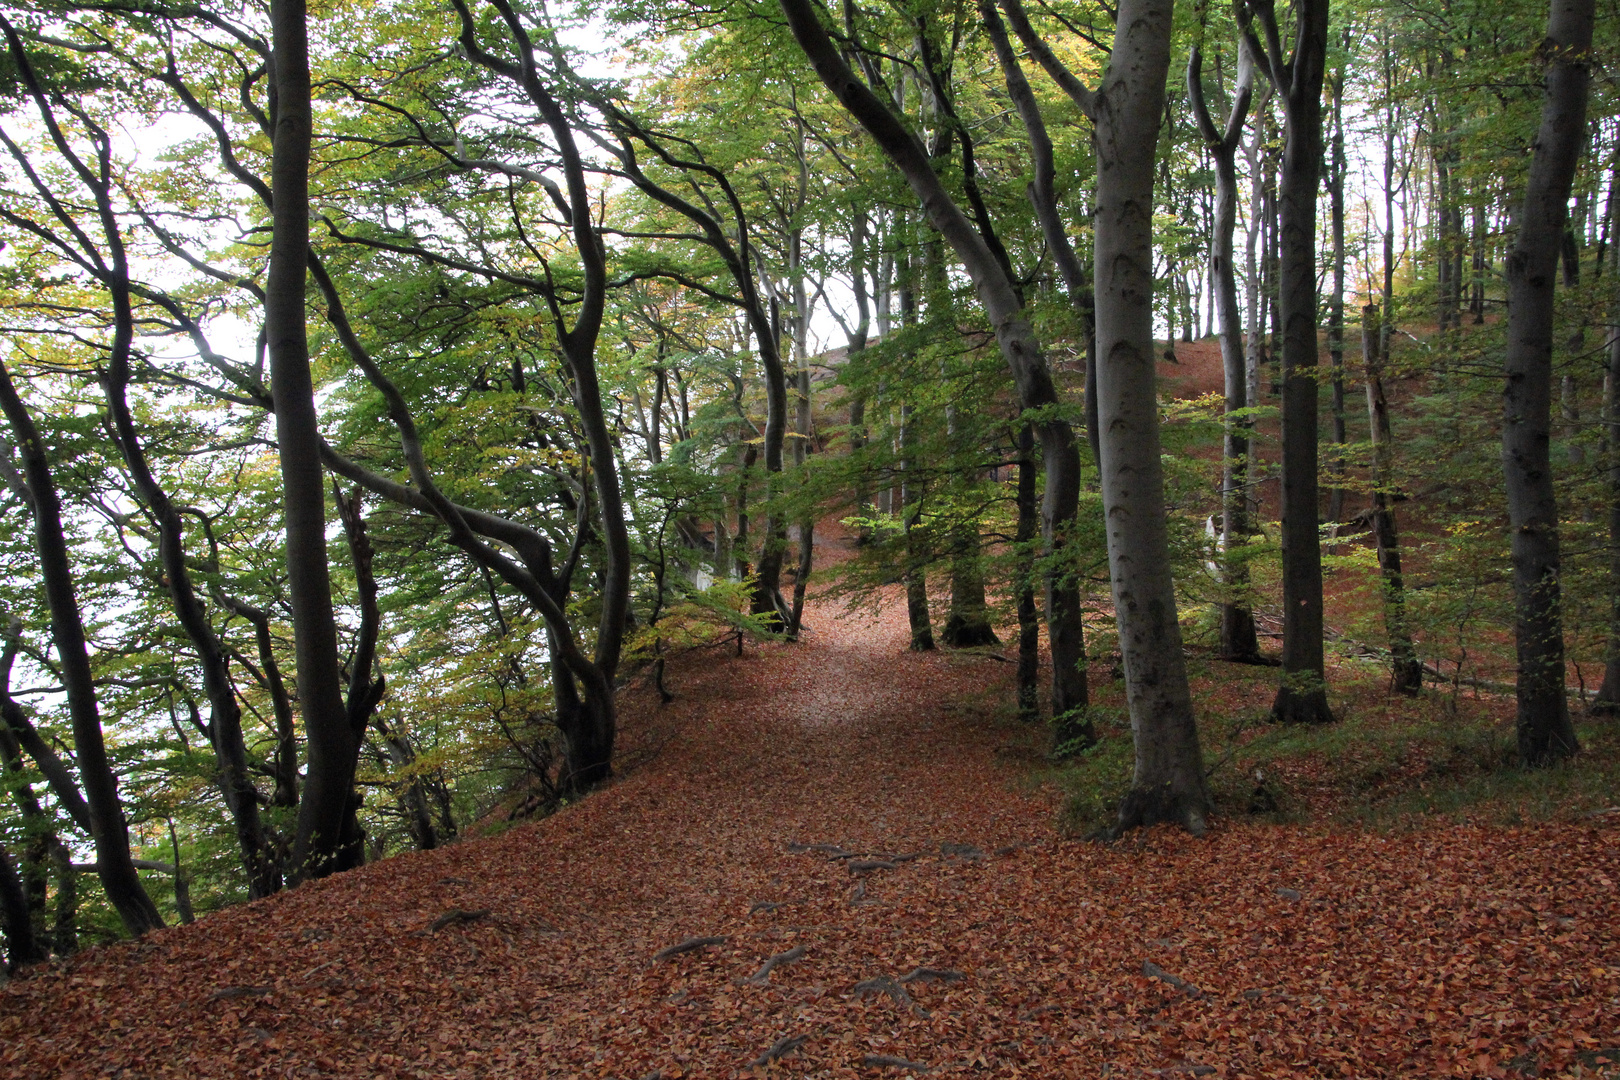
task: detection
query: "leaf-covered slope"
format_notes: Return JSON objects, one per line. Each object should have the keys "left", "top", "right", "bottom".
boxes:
{"left": 2, "top": 588, "right": 1616, "bottom": 1078}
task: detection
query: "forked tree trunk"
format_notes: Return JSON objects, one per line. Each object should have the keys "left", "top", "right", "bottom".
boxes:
{"left": 984, "top": 0, "right": 1095, "bottom": 734}
{"left": 1501, "top": 0, "right": 1591, "bottom": 765}
{"left": 1188, "top": 40, "right": 1261, "bottom": 664}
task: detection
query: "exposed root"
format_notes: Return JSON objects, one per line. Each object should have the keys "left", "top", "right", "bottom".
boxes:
{"left": 428, "top": 908, "right": 491, "bottom": 932}
{"left": 853, "top": 975, "right": 928, "bottom": 1016}
{"left": 862, "top": 1053, "right": 931, "bottom": 1071}
{"left": 1111, "top": 787, "right": 1209, "bottom": 839}
{"left": 652, "top": 935, "right": 727, "bottom": 961}
{"left": 749, "top": 1034, "right": 807, "bottom": 1066}
{"left": 746, "top": 944, "right": 806, "bottom": 985}
{"left": 848, "top": 859, "right": 898, "bottom": 873}
{"left": 938, "top": 843, "right": 985, "bottom": 860}
{"left": 1142, "top": 959, "right": 1203, "bottom": 998}
{"left": 899, "top": 967, "right": 963, "bottom": 985}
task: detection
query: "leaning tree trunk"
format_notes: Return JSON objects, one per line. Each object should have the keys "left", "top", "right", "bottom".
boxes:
{"left": 782, "top": 0, "right": 1092, "bottom": 740}
{"left": 1501, "top": 0, "right": 1592, "bottom": 765}
{"left": 1092, "top": 0, "right": 1209, "bottom": 834}
{"left": 982, "top": 0, "right": 1093, "bottom": 732}
{"left": 0, "top": 358, "right": 163, "bottom": 935}
{"left": 1361, "top": 306, "right": 1422, "bottom": 694}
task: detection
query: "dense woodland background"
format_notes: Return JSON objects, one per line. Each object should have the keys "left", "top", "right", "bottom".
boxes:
{"left": 0, "top": 0, "right": 1616, "bottom": 965}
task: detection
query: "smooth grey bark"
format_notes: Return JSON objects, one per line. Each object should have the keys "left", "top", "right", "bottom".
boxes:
{"left": 1326, "top": 63, "right": 1348, "bottom": 534}
{"left": 1242, "top": 92, "right": 1272, "bottom": 413}
{"left": 1085, "top": 0, "right": 1208, "bottom": 832}
{"left": 1500, "top": 0, "right": 1592, "bottom": 764}
{"left": 780, "top": 0, "right": 1092, "bottom": 739}
{"left": 1241, "top": 0, "right": 1335, "bottom": 725}
{"left": 266, "top": 0, "right": 355, "bottom": 883}
{"left": 1016, "top": 424, "right": 1041, "bottom": 721}
{"left": 1188, "top": 40, "right": 1262, "bottom": 664}
{"left": 788, "top": 224, "right": 815, "bottom": 640}
{"left": 1361, "top": 306, "right": 1422, "bottom": 694}
{"left": 0, "top": 357, "right": 163, "bottom": 935}
{"left": 897, "top": 265, "right": 935, "bottom": 652}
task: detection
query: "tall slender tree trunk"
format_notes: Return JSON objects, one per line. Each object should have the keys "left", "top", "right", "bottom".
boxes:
{"left": 898, "top": 265, "right": 934, "bottom": 651}
{"left": 788, "top": 229, "right": 815, "bottom": 639}
{"left": 1246, "top": 0, "right": 1334, "bottom": 725}
{"left": 1188, "top": 40, "right": 1261, "bottom": 664}
{"left": 1243, "top": 96, "right": 1270, "bottom": 412}
{"left": 0, "top": 843, "right": 43, "bottom": 972}
{"left": 267, "top": 0, "right": 356, "bottom": 882}
{"left": 1361, "top": 306, "right": 1422, "bottom": 694}
{"left": 1092, "top": 0, "right": 1208, "bottom": 833}
{"left": 1016, "top": 423, "right": 1041, "bottom": 721}
{"left": 1326, "top": 66, "right": 1348, "bottom": 536}
{"left": 1501, "top": 0, "right": 1593, "bottom": 764}
{"left": 1593, "top": 176, "right": 1620, "bottom": 712}
{"left": 982, "top": 0, "right": 1089, "bottom": 733}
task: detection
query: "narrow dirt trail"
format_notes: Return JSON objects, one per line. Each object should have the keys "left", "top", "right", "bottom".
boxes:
{"left": 2, "top": 573, "right": 1617, "bottom": 1079}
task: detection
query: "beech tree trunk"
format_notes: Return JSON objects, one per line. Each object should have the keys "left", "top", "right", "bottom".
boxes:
{"left": 981, "top": 0, "right": 1087, "bottom": 716}
{"left": 780, "top": 0, "right": 1089, "bottom": 739}
{"left": 0, "top": 842, "right": 43, "bottom": 972}
{"left": 1501, "top": 0, "right": 1592, "bottom": 764}
{"left": 1594, "top": 297, "right": 1620, "bottom": 711}
{"left": 1091, "top": 0, "right": 1207, "bottom": 833}
{"left": 1244, "top": 0, "right": 1334, "bottom": 725}
{"left": 0, "top": 358, "right": 164, "bottom": 934}
{"left": 267, "top": 0, "right": 356, "bottom": 883}
{"left": 1016, "top": 424, "right": 1041, "bottom": 721}
{"left": 1361, "top": 306, "right": 1423, "bottom": 694}
{"left": 1326, "top": 66, "right": 1349, "bottom": 535}
{"left": 1188, "top": 41, "right": 1261, "bottom": 664}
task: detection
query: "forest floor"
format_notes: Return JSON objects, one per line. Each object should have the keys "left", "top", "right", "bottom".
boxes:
{"left": 3, "top": 561, "right": 1619, "bottom": 1079}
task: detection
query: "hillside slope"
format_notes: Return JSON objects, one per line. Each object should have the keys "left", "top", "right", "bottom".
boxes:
{"left": 2, "top": 583, "right": 1617, "bottom": 1079}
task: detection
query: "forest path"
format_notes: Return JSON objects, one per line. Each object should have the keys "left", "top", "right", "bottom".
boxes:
{"left": 3, "top": 566, "right": 1619, "bottom": 1079}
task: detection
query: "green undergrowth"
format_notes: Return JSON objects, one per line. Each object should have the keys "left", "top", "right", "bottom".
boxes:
{"left": 1038, "top": 663, "right": 1620, "bottom": 836}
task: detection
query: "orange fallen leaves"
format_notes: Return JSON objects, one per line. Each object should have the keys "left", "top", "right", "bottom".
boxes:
{"left": 2, "top": 577, "right": 1617, "bottom": 1078}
